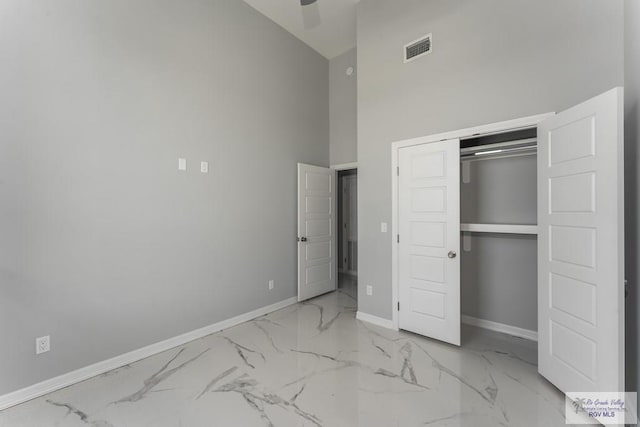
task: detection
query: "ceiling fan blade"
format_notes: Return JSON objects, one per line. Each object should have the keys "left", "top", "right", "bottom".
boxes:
{"left": 301, "top": 0, "right": 320, "bottom": 29}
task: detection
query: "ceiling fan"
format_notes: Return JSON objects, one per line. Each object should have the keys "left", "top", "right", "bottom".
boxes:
{"left": 300, "top": 0, "right": 321, "bottom": 30}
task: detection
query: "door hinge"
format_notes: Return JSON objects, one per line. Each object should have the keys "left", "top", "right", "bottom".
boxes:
{"left": 397, "top": 302, "right": 400, "bottom": 311}
{"left": 397, "top": 166, "right": 399, "bottom": 176}
{"left": 397, "top": 234, "right": 400, "bottom": 243}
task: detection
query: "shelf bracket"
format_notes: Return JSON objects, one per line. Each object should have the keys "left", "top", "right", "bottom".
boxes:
{"left": 462, "top": 231, "right": 472, "bottom": 252}
{"left": 462, "top": 160, "right": 471, "bottom": 184}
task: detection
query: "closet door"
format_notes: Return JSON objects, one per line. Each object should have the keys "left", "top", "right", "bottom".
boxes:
{"left": 398, "top": 139, "right": 460, "bottom": 346}
{"left": 537, "top": 87, "right": 624, "bottom": 393}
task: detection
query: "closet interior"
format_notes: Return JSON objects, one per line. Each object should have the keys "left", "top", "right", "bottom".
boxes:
{"left": 459, "top": 128, "right": 539, "bottom": 340}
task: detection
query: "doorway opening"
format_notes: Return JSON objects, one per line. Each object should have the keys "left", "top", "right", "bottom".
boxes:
{"left": 337, "top": 168, "right": 357, "bottom": 300}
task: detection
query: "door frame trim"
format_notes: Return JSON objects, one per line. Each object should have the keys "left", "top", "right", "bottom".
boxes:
{"left": 390, "top": 112, "right": 554, "bottom": 331}
{"left": 331, "top": 162, "right": 358, "bottom": 171}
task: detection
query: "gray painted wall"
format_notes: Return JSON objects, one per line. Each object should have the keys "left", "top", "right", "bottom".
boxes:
{"left": 460, "top": 155, "right": 537, "bottom": 331}
{"left": 356, "top": 0, "right": 624, "bottom": 320}
{"left": 330, "top": 48, "right": 357, "bottom": 165}
{"left": 624, "top": 0, "right": 639, "bottom": 396}
{"left": 0, "top": 0, "right": 328, "bottom": 395}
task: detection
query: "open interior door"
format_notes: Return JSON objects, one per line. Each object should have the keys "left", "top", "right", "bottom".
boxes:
{"left": 537, "top": 87, "right": 624, "bottom": 393}
{"left": 398, "top": 139, "right": 461, "bottom": 346}
{"left": 297, "top": 163, "right": 337, "bottom": 302}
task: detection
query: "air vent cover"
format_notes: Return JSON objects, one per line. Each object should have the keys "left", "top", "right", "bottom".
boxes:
{"left": 404, "top": 34, "right": 432, "bottom": 63}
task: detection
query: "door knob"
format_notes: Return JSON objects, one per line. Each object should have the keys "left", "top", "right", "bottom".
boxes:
{"left": 448, "top": 251, "right": 457, "bottom": 259}
{"left": 299, "top": 237, "right": 308, "bottom": 242}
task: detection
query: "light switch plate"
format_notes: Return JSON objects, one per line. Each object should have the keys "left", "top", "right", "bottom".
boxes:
{"left": 178, "top": 158, "right": 187, "bottom": 171}
{"left": 200, "top": 161, "right": 209, "bottom": 173}
{"left": 366, "top": 285, "right": 373, "bottom": 296}
{"left": 380, "top": 222, "right": 388, "bottom": 233}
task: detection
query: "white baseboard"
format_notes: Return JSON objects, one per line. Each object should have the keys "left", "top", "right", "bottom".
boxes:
{"left": 462, "top": 315, "right": 538, "bottom": 342}
{"left": 356, "top": 311, "right": 395, "bottom": 330}
{"left": 0, "top": 296, "right": 298, "bottom": 411}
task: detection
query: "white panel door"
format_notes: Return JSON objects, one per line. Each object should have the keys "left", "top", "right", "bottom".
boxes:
{"left": 298, "top": 163, "right": 336, "bottom": 302}
{"left": 398, "top": 139, "right": 461, "bottom": 345}
{"left": 538, "top": 87, "right": 624, "bottom": 393}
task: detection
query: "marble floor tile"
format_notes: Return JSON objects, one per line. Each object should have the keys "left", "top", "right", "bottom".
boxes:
{"left": 0, "top": 287, "right": 570, "bottom": 426}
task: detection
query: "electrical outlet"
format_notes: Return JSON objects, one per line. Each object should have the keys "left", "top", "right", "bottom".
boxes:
{"left": 380, "top": 222, "right": 388, "bottom": 233}
{"left": 268, "top": 280, "right": 274, "bottom": 290}
{"left": 366, "top": 285, "right": 373, "bottom": 296}
{"left": 36, "top": 336, "right": 50, "bottom": 355}
{"left": 200, "top": 161, "right": 209, "bottom": 173}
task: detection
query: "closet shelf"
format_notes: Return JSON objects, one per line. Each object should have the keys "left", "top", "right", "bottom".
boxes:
{"left": 460, "top": 223, "right": 538, "bottom": 235}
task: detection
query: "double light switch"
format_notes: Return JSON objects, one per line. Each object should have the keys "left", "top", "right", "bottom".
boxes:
{"left": 178, "top": 158, "right": 208, "bottom": 174}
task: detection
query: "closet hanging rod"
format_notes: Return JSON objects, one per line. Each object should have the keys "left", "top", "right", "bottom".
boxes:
{"left": 460, "top": 145, "right": 536, "bottom": 159}
{"left": 460, "top": 137, "right": 537, "bottom": 159}
{"left": 460, "top": 137, "right": 536, "bottom": 154}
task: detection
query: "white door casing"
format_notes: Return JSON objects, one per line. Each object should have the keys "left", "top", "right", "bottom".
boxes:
{"left": 537, "top": 87, "right": 624, "bottom": 393}
{"left": 298, "top": 164, "right": 337, "bottom": 302}
{"left": 398, "top": 140, "right": 461, "bottom": 346}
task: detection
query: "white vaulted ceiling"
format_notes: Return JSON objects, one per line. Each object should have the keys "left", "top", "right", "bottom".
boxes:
{"left": 243, "top": 0, "right": 359, "bottom": 59}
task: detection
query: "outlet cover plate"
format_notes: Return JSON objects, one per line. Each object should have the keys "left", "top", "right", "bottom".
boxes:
{"left": 36, "top": 336, "right": 50, "bottom": 355}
